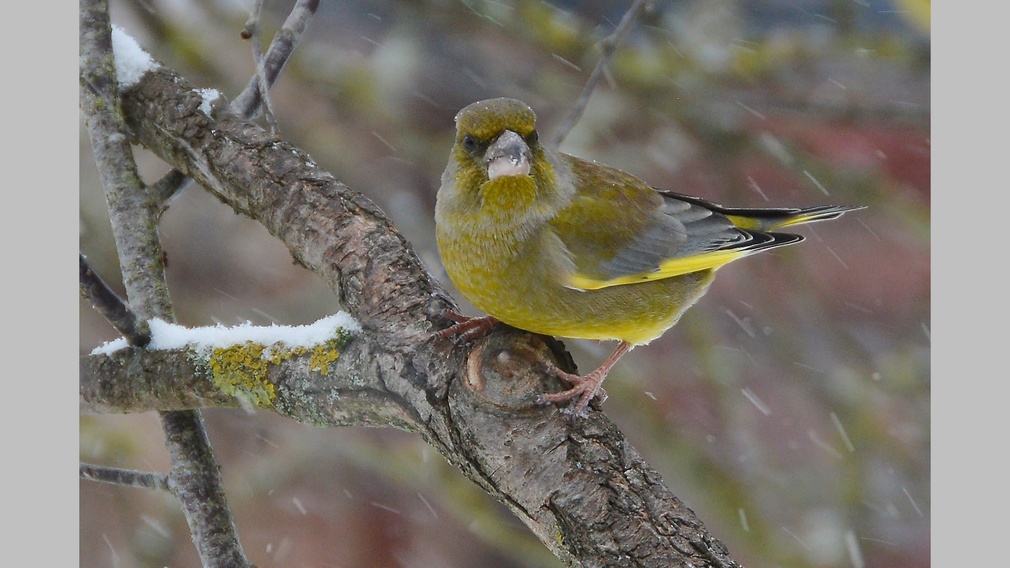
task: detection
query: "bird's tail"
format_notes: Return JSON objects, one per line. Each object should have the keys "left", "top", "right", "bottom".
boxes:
{"left": 724, "top": 204, "right": 865, "bottom": 231}
{"left": 665, "top": 191, "right": 865, "bottom": 232}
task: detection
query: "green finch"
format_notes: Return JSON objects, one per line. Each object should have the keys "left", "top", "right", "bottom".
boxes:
{"left": 435, "top": 97, "right": 862, "bottom": 416}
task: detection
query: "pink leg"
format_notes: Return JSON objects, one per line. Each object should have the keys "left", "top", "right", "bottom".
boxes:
{"left": 435, "top": 312, "right": 500, "bottom": 341}
{"left": 540, "top": 341, "right": 632, "bottom": 416}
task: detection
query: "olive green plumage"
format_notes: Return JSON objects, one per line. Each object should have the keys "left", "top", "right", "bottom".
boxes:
{"left": 435, "top": 97, "right": 862, "bottom": 413}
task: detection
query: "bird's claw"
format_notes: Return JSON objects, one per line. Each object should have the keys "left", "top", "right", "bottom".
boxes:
{"left": 538, "top": 365, "right": 608, "bottom": 416}
{"left": 434, "top": 311, "right": 499, "bottom": 342}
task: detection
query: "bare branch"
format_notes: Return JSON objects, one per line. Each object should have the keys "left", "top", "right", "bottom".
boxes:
{"left": 80, "top": 346, "right": 239, "bottom": 415}
{"left": 548, "top": 0, "right": 651, "bottom": 147}
{"left": 80, "top": 252, "right": 151, "bottom": 347}
{"left": 152, "top": 168, "right": 192, "bottom": 213}
{"left": 240, "top": 0, "right": 278, "bottom": 132}
{"left": 232, "top": 0, "right": 319, "bottom": 120}
{"left": 80, "top": 1, "right": 172, "bottom": 321}
{"left": 81, "top": 463, "right": 171, "bottom": 492}
{"left": 159, "top": 409, "right": 248, "bottom": 568}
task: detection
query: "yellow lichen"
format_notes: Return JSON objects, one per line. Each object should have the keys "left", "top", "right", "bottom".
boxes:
{"left": 209, "top": 342, "right": 277, "bottom": 408}
{"left": 310, "top": 340, "right": 343, "bottom": 375}
{"left": 205, "top": 331, "right": 352, "bottom": 408}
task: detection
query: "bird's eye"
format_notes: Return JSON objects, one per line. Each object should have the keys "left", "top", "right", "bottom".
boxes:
{"left": 527, "top": 129, "right": 538, "bottom": 145}
{"left": 462, "top": 134, "right": 478, "bottom": 153}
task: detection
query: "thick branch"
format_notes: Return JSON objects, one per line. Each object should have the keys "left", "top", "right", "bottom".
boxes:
{"left": 91, "top": 60, "right": 743, "bottom": 567}
{"left": 81, "top": 347, "right": 238, "bottom": 414}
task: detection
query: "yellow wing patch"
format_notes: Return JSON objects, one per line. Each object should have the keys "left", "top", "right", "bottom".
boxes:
{"left": 566, "top": 249, "right": 747, "bottom": 291}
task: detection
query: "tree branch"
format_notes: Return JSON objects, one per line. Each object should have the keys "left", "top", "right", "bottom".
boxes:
{"left": 154, "top": 0, "right": 320, "bottom": 207}
{"left": 549, "top": 0, "right": 651, "bottom": 148}
{"left": 81, "top": 463, "right": 171, "bottom": 492}
{"left": 79, "top": 252, "right": 150, "bottom": 347}
{"left": 239, "top": 0, "right": 277, "bottom": 132}
{"left": 81, "top": 53, "right": 745, "bottom": 567}
{"left": 80, "top": 2, "right": 250, "bottom": 565}
{"left": 233, "top": 0, "right": 321, "bottom": 121}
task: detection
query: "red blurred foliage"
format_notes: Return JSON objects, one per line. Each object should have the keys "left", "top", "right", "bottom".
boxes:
{"left": 760, "top": 118, "right": 930, "bottom": 199}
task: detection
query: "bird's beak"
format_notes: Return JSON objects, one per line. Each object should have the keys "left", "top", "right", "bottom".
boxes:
{"left": 485, "top": 130, "right": 531, "bottom": 179}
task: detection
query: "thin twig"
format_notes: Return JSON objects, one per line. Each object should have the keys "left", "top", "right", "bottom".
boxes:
{"left": 153, "top": 168, "right": 191, "bottom": 214}
{"left": 241, "top": 0, "right": 278, "bottom": 132}
{"left": 232, "top": 0, "right": 319, "bottom": 118}
{"left": 81, "top": 463, "right": 171, "bottom": 492}
{"left": 79, "top": 252, "right": 151, "bottom": 347}
{"left": 548, "top": 0, "right": 651, "bottom": 147}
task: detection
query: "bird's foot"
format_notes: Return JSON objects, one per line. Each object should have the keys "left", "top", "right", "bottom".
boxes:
{"left": 538, "top": 366, "right": 609, "bottom": 417}
{"left": 537, "top": 341, "right": 630, "bottom": 417}
{"left": 435, "top": 311, "right": 500, "bottom": 342}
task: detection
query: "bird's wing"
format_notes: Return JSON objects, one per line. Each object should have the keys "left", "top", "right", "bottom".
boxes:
{"left": 549, "top": 158, "right": 801, "bottom": 291}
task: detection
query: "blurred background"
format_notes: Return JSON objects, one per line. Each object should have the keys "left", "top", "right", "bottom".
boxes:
{"left": 80, "top": 0, "right": 929, "bottom": 566}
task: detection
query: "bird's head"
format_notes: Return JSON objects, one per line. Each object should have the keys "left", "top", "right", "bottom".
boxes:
{"left": 438, "top": 98, "right": 569, "bottom": 234}
{"left": 452, "top": 97, "right": 541, "bottom": 183}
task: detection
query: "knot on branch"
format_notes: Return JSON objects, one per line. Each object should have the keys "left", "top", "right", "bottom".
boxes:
{"left": 460, "top": 329, "right": 580, "bottom": 413}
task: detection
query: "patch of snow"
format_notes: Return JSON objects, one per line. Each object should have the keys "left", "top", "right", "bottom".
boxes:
{"left": 196, "top": 88, "right": 221, "bottom": 115}
{"left": 90, "top": 313, "right": 361, "bottom": 356}
{"left": 111, "top": 25, "right": 158, "bottom": 88}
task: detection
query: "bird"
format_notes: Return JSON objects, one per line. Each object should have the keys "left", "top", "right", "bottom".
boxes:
{"left": 434, "top": 97, "right": 862, "bottom": 416}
